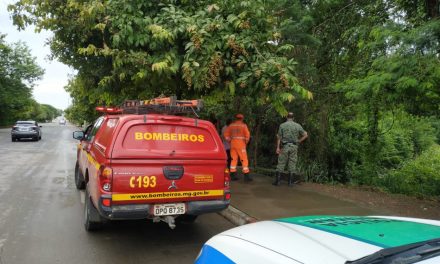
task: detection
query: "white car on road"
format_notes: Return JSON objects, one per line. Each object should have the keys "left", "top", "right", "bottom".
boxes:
{"left": 196, "top": 215, "right": 440, "bottom": 264}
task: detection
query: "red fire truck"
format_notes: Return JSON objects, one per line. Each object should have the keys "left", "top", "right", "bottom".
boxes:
{"left": 73, "top": 97, "right": 230, "bottom": 231}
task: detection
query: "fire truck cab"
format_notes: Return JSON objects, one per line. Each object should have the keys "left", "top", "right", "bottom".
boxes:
{"left": 73, "top": 99, "right": 230, "bottom": 231}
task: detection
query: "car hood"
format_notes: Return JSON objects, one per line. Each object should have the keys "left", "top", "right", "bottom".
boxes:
{"left": 207, "top": 216, "right": 440, "bottom": 264}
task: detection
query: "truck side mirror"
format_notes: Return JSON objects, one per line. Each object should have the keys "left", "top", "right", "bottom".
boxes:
{"left": 73, "top": 131, "right": 85, "bottom": 140}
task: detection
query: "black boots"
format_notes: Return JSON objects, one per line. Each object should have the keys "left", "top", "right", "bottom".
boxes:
{"left": 272, "top": 171, "right": 281, "bottom": 186}
{"left": 288, "top": 172, "right": 294, "bottom": 186}
{"left": 230, "top": 172, "right": 238, "bottom": 181}
{"left": 244, "top": 173, "right": 253, "bottom": 182}
{"left": 273, "top": 172, "right": 296, "bottom": 186}
{"left": 230, "top": 171, "right": 252, "bottom": 182}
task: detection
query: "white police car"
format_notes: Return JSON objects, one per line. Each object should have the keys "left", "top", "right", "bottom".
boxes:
{"left": 195, "top": 216, "right": 440, "bottom": 264}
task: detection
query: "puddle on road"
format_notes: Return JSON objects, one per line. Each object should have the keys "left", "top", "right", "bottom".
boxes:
{"left": 231, "top": 177, "right": 382, "bottom": 220}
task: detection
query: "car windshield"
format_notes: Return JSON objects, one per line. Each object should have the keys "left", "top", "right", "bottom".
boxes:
{"left": 346, "top": 238, "right": 440, "bottom": 264}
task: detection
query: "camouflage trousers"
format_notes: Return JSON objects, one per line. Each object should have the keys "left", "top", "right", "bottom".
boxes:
{"left": 276, "top": 144, "right": 298, "bottom": 173}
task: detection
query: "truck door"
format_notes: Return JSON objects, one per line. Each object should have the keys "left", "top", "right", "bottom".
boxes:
{"left": 79, "top": 118, "right": 104, "bottom": 176}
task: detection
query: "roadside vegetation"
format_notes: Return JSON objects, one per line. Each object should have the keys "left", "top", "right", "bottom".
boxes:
{"left": 379, "top": 144, "right": 440, "bottom": 199}
{"left": 0, "top": 35, "right": 61, "bottom": 126}
{"left": 8, "top": 0, "right": 439, "bottom": 199}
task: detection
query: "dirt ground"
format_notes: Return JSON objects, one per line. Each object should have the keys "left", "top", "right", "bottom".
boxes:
{"left": 299, "top": 183, "right": 440, "bottom": 220}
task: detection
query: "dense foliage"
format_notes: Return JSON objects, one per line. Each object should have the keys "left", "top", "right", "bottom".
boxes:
{"left": 381, "top": 145, "right": 440, "bottom": 198}
{"left": 9, "top": 0, "right": 440, "bottom": 197}
{"left": 0, "top": 34, "right": 58, "bottom": 126}
{"left": 35, "top": 104, "right": 63, "bottom": 123}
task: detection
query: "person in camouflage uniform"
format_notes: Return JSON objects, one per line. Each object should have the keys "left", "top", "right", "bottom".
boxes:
{"left": 273, "top": 112, "right": 308, "bottom": 186}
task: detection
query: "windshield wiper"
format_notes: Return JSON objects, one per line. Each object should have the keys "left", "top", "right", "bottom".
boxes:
{"left": 346, "top": 238, "right": 440, "bottom": 264}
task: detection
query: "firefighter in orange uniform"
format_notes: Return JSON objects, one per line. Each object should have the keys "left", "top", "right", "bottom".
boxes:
{"left": 224, "top": 114, "right": 252, "bottom": 182}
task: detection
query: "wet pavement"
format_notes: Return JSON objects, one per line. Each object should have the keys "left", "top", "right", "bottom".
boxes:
{"left": 0, "top": 125, "right": 234, "bottom": 264}
{"left": 223, "top": 173, "right": 381, "bottom": 224}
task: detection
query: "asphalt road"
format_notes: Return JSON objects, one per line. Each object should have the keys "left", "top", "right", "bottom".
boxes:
{"left": 0, "top": 123, "right": 234, "bottom": 264}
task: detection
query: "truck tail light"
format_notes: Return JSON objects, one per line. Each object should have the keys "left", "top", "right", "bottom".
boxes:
{"left": 98, "top": 166, "right": 113, "bottom": 192}
{"left": 225, "top": 192, "right": 231, "bottom": 200}
{"left": 224, "top": 168, "right": 230, "bottom": 187}
{"left": 102, "top": 198, "right": 111, "bottom": 207}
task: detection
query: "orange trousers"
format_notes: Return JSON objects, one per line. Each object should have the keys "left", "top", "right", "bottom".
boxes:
{"left": 229, "top": 141, "right": 249, "bottom": 174}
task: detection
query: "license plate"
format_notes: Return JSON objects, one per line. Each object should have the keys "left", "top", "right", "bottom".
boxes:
{"left": 153, "top": 203, "right": 185, "bottom": 216}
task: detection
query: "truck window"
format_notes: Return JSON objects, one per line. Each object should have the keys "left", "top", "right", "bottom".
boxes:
{"left": 86, "top": 117, "right": 104, "bottom": 142}
{"left": 95, "top": 118, "right": 119, "bottom": 148}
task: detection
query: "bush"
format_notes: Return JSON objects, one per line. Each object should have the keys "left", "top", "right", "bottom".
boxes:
{"left": 378, "top": 112, "right": 436, "bottom": 168}
{"left": 379, "top": 144, "right": 440, "bottom": 198}
{"left": 297, "top": 160, "right": 328, "bottom": 183}
{"left": 331, "top": 110, "right": 437, "bottom": 185}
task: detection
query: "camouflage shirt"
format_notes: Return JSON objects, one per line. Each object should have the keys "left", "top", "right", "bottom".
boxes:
{"left": 277, "top": 120, "right": 305, "bottom": 144}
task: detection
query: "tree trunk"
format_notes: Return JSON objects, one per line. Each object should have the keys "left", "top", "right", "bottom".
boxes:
{"left": 319, "top": 103, "right": 329, "bottom": 164}
{"left": 252, "top": 117, "right": 261, "bottom": 168}
{"left": 174, "top": 37, "right": 186, "bottom": 99}
{"left": 426, "top": 0, "right": 439, "bottom": 18}
{"left": 369, "top": 102, "right": 379, "bottom": 146}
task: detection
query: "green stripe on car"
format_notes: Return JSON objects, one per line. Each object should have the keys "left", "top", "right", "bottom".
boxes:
{"left": 276, "top": 216, "right": 440, "bottom": 248}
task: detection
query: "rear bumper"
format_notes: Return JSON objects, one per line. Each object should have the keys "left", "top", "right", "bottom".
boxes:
{"left": 97, "top": 195, "right": 230, "bottom": 220}
{"left": 11, "top": 131, "right": 39, "bottom": 138}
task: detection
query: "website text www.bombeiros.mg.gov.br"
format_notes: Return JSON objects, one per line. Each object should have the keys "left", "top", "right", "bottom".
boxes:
{"left": 112, "top": 190, "right": 224, "bottom": 201}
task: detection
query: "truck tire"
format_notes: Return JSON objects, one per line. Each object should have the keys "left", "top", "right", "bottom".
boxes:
{"left": 84, "top": 186, "right": 103, "bottom": 231}
{"left": 74, "top": 162, "right": 85, "bottom": 190}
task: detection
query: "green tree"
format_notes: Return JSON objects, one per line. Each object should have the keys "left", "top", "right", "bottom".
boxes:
{"left": 277, "top": 0, "right": 439, "bottom": 185}
{"left": 0, "top": 34, "right": 44, "bottom": 126}
{"left": 331, "top": 2, "right": 440, "bottom": 183}
{"left": 9, "top": 0, "right": 312, "bottom": 118}
{"left": 36, "top": 104, "right": 62, "bottom": 122}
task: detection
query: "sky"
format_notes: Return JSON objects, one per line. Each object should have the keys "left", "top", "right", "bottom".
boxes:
{"left": 1, "top": 1, "right": 74, "bottom": 110}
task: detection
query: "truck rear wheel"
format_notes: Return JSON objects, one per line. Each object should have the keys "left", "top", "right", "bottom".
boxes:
{"left": 84, "top": 186, "right": 103, "bottom": 231}
{"left": 74, "top": 162, "right": 85, "bottom": 190}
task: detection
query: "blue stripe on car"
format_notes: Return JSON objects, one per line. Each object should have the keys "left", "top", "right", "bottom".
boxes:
{"left": 195, "top": 245, "right": 235, "bottom": 264}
